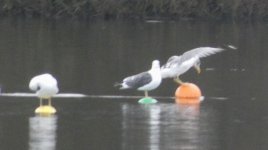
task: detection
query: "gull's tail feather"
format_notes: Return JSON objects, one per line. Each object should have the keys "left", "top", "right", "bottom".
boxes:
{"left": 114, "top": 82, "right": 130, "bottom": 90}
{"left": 114, "top": 82, "right": 122, "bottom": 88}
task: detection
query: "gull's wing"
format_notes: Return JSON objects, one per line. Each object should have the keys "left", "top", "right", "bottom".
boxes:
{"left": 123, "top": 72, "right": 152, "bottom": 89}
{"left": 161, "top": 55, "right": 181, "bottom": 69}
{"left": 179, "top": 47, "right": 224, "bottom": 63}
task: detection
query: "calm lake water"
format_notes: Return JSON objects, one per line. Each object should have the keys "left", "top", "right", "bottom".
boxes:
{"left": 0, "top": 18, "right": 268, "bottom": 150}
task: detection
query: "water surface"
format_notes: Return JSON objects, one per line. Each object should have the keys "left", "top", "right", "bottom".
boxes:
{"left": 0, "top": 18, "right": 268, "bottom": 149}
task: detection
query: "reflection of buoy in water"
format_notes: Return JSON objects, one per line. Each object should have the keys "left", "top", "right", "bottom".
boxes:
{"left": 138, "top": 97, "right": 158, "bottom": 104}
{"left": 29, "top": 115, "right": 57, "bottom": 150}
{"left": 175, "top": 83, "right": 202, "bottom": 104}
{"left": 35, "top": 105, "right": 57, "bottom": 116}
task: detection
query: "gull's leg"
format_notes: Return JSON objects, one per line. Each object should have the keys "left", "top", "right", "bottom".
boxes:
{"left": 173, "top": 76, "right": 184, "bottom": 85}
{"left": 48, "top": 98, "right": 52, "bottom": 106}
{"left": 39, "top": 98, "right": 43, "bottom": 106}
{"left": 144, "top": 91, "right": 149, "bottom": 97}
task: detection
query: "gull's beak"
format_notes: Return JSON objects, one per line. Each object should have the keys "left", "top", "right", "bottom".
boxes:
{"left": 195, "top": 66, "right": 201, "bottom": 74}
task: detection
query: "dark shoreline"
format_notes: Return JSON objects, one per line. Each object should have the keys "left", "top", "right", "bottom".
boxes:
{"left": 1, "top": 0, "right": 268, "bottom": 21}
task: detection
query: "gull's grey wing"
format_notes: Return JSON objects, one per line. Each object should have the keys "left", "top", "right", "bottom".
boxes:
{"left": 124, "top": 72, "right": 152, "bottom": 89}
{"left": 161, "top": 55, "right": 181, "bottom": 69}
{"left": 179, "top": 47, "right": 224, "bottom": 63}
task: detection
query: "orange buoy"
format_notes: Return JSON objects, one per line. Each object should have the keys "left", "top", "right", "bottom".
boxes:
{"left": 175, "top": 83, "right": 202, "bottom": 104}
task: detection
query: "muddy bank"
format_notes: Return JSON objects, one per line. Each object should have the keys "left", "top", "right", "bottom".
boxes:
{"left": 1, "top": 0, "right": 268, "bottom": 21}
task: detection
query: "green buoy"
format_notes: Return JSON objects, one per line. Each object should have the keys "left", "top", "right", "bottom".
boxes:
{"left": 138, "top": 97, "right": 158, "bottom": 104}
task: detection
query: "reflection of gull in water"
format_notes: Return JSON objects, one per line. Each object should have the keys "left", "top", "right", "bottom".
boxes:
{"left": 148, "top": 105, "right": 161, "bottom": 150}
{"left": 121, "top": 103, "right": 219, "bottom": 149}
{"left": 160, "top": 104, "right": 201, "bottom": 149}
{"left": 121, "top": 104, "right": 161, "bottom": 150}
{"left": 29, "top": 115, "right": 57, "bottom": 150}
{"left": 29, "top": 73, "right": 59, "bottom": 106}
{"left": 115, "top": 60, "right": 162, "bottom": 97}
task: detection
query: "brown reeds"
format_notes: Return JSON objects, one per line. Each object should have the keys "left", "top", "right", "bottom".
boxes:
{"left": 0, "top": 0, "right": 268, "bottom": 21}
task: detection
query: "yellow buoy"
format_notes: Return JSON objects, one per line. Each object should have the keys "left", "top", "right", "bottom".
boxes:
{"left": 175, "top": 83, "right": 202, "bottom": 104}
{"left": 35, "top": 105, "right": 56, "bottom": 115}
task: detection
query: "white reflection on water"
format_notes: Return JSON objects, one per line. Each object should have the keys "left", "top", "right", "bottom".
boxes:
{"left": 29, "top": 115, "right": 57, "bottom": 150}
{"left": 121, "top": 104, "right": 161, "bottom": 150}
{"left": 148, "top": 105, "right": 161, "bottom": 150}
{"left": 174, "top": 104, "right": 200, "bottom": 150}
{"left": 121, "top": 103, "right": 216, "bottom": 150}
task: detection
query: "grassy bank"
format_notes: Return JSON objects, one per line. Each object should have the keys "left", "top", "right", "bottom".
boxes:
{"left": 1, "top": 0, "right": 268, "bottom": 21}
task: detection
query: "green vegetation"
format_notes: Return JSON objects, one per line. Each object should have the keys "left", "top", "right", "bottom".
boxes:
{"left": 1, "top": 0, "right": 268, "bottom": 21}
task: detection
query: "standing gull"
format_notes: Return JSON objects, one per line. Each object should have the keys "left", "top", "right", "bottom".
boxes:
{"left": 161, "top": 45, "right": 236, "bottom": 84}
{"left": 115, "top": 60, "right": 162, "bottom": 97}
{"left": 29, "top": 73, "right": 59, "bottom": 106}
